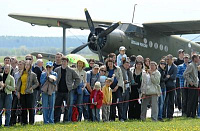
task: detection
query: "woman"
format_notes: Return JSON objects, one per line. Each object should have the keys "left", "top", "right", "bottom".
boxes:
{"left": 74, "top": 60, "right": 87, "bottom": 121}
{"left": 129, "top": 61, "right": 143, "bottom": 120}
{"left": 0, "top": 64, "right": 15, "bottom": 127}
{"left": 105, "top": 59, "right": 123, "bottom": 121}
{"left": 158, "top": 59, "right": 166, "bottom": 121}
{"left": 40, "top": 61, "right": 57, "bottom": 124}
{"left": 140, "top": 61, "right": 161, "bottom": 121}
{"left": 144, "top": 58, "right": 151, "bottom": 71}
{"left": 17, "top": 60, "right": 39, "bottom": 125}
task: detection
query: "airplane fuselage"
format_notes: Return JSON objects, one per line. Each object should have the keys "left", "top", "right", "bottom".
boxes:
{"left": 89, "top": 23, "right": 200, "bottom": 62}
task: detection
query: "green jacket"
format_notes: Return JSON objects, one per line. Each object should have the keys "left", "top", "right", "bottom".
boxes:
{"left": 0, "top": 69, "right": 15, "bottom": 94}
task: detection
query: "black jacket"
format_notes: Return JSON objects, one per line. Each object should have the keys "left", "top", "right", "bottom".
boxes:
{"left": 33, "top": 66, "right": 44, "bottom": 90}
{"left": 158, "top": 66, "right": 166, "bottom": 89}
{"left": 165, "top": 63, "right": 177, "bottom": 89}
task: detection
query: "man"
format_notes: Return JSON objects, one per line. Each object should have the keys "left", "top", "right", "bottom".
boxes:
{"left": 53, "top": 52, "right": 63, "bottom": 71}
{"left": 32, "top": 54, "right": 43, "bottom": 70}
{"left": 183, "top": 54, "right": 199, "bottom": 118}
{"left": 25, "top": 54, "right": 34, "bottom": 65}
{"left": 177, "top": 54, "right": 190, "bottom": 116}
{"left": 85, "top": 59, "right": 95, "bottom": 72}
{"left": 108, "top": 53, "right": 117, "bottom": 64}
{"left": 1, "top": 56, "right": 11, "bottom": 73}
{"left": 32, "top": 59, "right": 45, "bottom": 115}
{"left": 54, "top": 56, "right": 80, "bottom": 123}
{"left": 120, "top": 60, "right": 132, "bottom": 121}
{"left": 163, "top": 54, "right": 177, "bottom": 120}
{"left": 10, "top": 57, "right": 18, "bottom": 76}
{"left": 86, "top": 64, "right": 100, "bottom": 120}
{"left": 174, "top": 49, "right": 184, "bottom": 111}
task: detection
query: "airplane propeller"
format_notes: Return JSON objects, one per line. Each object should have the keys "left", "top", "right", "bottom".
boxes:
{"left": 71, "top": 8, "right": 121, "bottom": 62}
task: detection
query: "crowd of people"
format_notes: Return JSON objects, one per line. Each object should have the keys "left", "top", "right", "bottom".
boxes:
{"left": 0, "top": 46, "right": 200, "bottom": 127}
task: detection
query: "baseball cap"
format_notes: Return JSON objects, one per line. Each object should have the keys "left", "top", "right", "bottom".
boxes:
{"left": 178, "top": 49, "right": 184, "bottom": 54}
{"left": 46, "top": 61, "right": 53, "bottom": 67}
{"left": 119, "top": 46, "right": 126, "bottom": 51}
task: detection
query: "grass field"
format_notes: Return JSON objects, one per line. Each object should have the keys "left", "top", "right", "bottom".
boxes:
{"left": 1, "top": 117, "right": 200, "bottom": 131}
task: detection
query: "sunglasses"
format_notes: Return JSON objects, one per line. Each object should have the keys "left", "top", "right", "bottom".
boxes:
{"left": 26, "top": 58, "right": 32, "bottom": 60}
{"left": 160, "top": 63, "right": 166, "bottom": 65}
{"left": 100, "top": 70, "right": 106, "bottom": 73}
{"left": 46, "top": 66, "right": 52, "bottom": 68}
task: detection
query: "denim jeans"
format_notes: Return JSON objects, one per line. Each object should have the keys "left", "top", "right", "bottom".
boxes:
{"left": 0, "top": 93, "right": 13, "bottom": 126}
{"left": 122, "top": 88, "right": 130, "bottom": 121}
{"left": 67, "top": 89, "right": 75, "bottom": 121}
{"left": 42, "top": 92, "right": 55, "bottom": 124}
{"left": 82, "top": 95, "right": 90, "bottom": 121}
{"left": 76, "top": 93, "right": 83, "bottom": 121}
{"left": 158, "top": 88, "right": 166, "bottom": 119}
{"left": 92, "top": 106, "right": 100, "bottom": 122}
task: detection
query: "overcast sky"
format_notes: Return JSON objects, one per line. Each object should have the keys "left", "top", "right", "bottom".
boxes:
{"left": 1, "top": 0, "right": 200, "bottom": 40}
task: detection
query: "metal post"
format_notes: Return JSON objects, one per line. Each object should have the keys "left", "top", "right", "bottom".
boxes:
{"left": 63, "top": 27, "right": 66, "bottom": 55}
{"left": 132, "top": 4, "right": 137, "bottom": 23}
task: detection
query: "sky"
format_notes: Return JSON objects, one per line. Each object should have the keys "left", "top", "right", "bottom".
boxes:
{"left": 1, "top": 0, "right": 200, "bottom": 40}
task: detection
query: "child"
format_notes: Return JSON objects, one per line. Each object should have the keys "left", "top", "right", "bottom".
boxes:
{"left": 102, "top": 78, "right": 113, "bottom": 122}
{"left": 90, "top": 82, "right": 103, "bottom": 122}
{"left": 117, "top": 46, "right": 127, "bottom": 66}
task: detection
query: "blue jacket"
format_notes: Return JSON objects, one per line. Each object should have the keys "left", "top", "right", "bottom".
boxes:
{"left": 40, "top": 71, "right": 57, "bottom": 86}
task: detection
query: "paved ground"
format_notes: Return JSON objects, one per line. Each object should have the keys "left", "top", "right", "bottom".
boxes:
{"left": 2, "top": 108, "right": 181, "bottom": 124}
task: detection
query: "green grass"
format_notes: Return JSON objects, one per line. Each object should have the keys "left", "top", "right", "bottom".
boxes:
{"left": 1, "top": 117, "right": 200, "bottom": 131}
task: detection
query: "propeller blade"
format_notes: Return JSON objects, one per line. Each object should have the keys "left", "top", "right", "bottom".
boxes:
{"left": 96, "top": 43, "right": 104, "bottom": 62}
{"left": 98, "top": 21, "right": 121, "bottom": 38}
{"left": 84, "top": 8, "right": 95, "bottom": 35}
{"left": 71, "top": 42, "right": 90, "bottom": 54}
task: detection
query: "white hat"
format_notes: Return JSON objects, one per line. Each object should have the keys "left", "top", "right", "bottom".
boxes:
{"left": 119, "top": 46, "right": 126, "bottom": 51}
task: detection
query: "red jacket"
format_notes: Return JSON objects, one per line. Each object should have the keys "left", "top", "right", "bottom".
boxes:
{"left": 90, "top": 90, "right": 103, "bottom": 109}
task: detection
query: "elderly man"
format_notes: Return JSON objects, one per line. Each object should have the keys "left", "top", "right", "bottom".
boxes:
{"left": 183, "top": 54, "right": 199, "bottom": 118}
{"left": 54, "top": 56, "right": 80, "bottom": 123}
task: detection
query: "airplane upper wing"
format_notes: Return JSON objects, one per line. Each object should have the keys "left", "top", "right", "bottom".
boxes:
{"left": 143, "top": 20, "right": 200, "bottom": 35}
{"left": 8, "top": 13, "right": 113, "bottom": 29}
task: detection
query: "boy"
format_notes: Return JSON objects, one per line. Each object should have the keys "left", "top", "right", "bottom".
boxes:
{"left": 102, "top": 78, "right": 113, "bottom": 122}
{"left": 90, "top": 82, "right": 103, "bottom": 122}
{"left": 117, "top": 46, "right": 127, "bottom": 66}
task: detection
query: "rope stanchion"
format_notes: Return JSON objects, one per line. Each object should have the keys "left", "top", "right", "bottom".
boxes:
{"left": 0, "top": 87, "right": 199, "bottom": 112}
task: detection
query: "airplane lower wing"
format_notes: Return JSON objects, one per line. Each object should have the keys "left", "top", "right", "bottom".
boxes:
{"left": 143, "top": 20, "right": 200, "bottom": 35}
{"left": 8, "top": 13, "right": 113, "bottom": 29}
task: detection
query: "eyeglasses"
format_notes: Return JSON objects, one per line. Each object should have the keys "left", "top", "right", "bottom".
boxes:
{"left": 90, "top": 62, "right": 95, "bottom": 64}
{"left": 160, "top": 63, "right": 166, "bottom": 65}
{"left": 26, "top": 58, "right": 32, "bottom": 60}
{"left": 100, "top": 70, "right": 106, "bottom": 73}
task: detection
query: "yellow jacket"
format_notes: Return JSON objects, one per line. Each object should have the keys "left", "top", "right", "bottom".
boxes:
{"left": 102, "top": 85, "right": 112, "bottom": 104}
